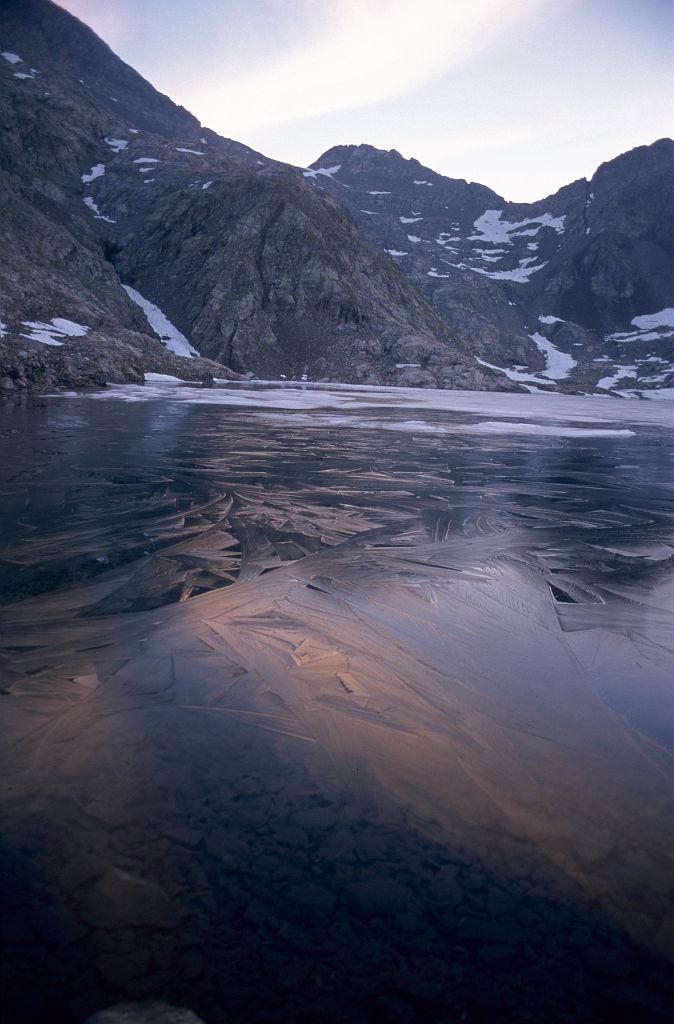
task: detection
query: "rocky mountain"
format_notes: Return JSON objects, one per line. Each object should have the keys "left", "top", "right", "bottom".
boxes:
{"left": 304, "top": 142, "right": 673, "bottom": 395}
{"left": 0, "top": 0, "right": 497, "bottom": 395}
{"left": 0, "top": 0, "right": 671, "bottom": 397}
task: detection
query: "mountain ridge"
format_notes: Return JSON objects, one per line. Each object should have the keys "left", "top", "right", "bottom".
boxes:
{"left": 0, "top": 0, "right": 671, "bottom": 397}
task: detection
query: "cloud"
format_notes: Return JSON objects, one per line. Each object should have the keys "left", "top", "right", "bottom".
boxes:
{"left": 188, "top": 0, "right": 553, "bottom": 136}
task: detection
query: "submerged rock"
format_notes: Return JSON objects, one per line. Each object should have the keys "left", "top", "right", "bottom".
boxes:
{"left": 86, "top": 1003, "right": 207, "bottom": 1024}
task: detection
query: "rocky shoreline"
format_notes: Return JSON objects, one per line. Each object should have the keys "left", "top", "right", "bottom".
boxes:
{"left": 0, "top": 330, "right": 242, "bottom": 398}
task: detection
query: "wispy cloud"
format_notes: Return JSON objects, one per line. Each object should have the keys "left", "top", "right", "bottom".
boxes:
{"left": 189, "top": 0, "right": 553, "bottom": 135}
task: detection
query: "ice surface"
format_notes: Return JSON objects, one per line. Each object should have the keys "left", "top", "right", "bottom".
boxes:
{"left": 470, "top": 209, "right": 565, "bottom": 244}
{"left": 122, "top": 285, "right": 198, "bottom": 357}
{"left": 79, "top": 380, "right": 671, "bottom": 429}
{"left": 1, "top": 51, "right": 22, "bottom": 64}
{"left": 175, "top": 148, "right": 205, "bottom": 155}
{"left": 2, "top": 384, "right": 672, "bottom": 1022}
{"left": 21, "top": 317, "right": 89, "bottom": 345}
{"left": 400, "top": 216, "right": 422, "bottom": 223}
{"left": 104, "top": 137, "right": 128, "bottom": 153}
{"left": 81, "top": 163, "right": 105, "bottom": 183}
{"left": 529, "top": 332, "right": 576, "bottom": 379}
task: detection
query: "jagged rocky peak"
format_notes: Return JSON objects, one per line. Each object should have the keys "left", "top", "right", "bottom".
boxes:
{"left": 309, "top": 143, "right": 502, "bottom": 204}
{"left": 303, "top": 137, "right": 673, "bottom": 397}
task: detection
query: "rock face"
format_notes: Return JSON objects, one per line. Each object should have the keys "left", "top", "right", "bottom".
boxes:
{"left": 0, "top": 0, "right": 493, "bottom": 393}
{"left": 305, "top": 142, "right": 673, "bottom": 395}
{"left": 0, "top": 0, "right": 671, "bottom": 396}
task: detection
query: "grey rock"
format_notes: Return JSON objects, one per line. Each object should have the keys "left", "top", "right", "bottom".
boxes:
{"left": 81, "top": 868, "right": 179, "bottom": 929}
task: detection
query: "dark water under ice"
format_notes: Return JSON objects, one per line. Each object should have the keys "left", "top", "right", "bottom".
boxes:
{"left": 0, "top": 383, "right": 672, "bottom": 1024}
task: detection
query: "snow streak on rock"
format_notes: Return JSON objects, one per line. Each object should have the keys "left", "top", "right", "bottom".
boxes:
{"left": 122, "top": 285, "right": 198, "bottom": 357}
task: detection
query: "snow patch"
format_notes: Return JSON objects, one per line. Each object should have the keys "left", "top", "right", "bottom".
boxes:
{"left": 368, "top": 190, "right": 391, "bottom": 195}
{"left": 413, "top": 180, "right": 432, "bottom": 186}
{"left": 2, "top": 51, "right": 22, "bottom": 64}
{"left": 450, "top": 260, "right": 548, "bottom": 283}
{"left": 529, "top": 332, "right": 576, "bottom": 380}
{"left": 175, "top": 147, "right": 205, "bottom": 155}
{"left": 303, "top": 164, "right": 341, "bottom": 180}
{"left": 144, "top": 373, "right": 188, "bottom": 383}
{"left": 0, "top": 320, "right": 8, "bottom": 337}
{"left": 122, "top": 285, "right": 198, "bottom": 358}
{"left": 400, "top": 216, "right": 422, "bottom": 224}
{"left": 470, "top": 209, "right": 565, "bottom": 244}
{"left": 201, "top": 180, "right": 214, "bottom": 190}
{"left": 81, "top": 163, "right": 105, "bottom": 183}
{"left": 360, "top": 210, "right": 379, "bottom": 215}
{"left": 104, "top": 137, "right": 128, "bottom": 153}
{"left": 407, "top": 234, "right": 421, "bottom": 243}
{"left": 427, "top": 269, "right": 451, "bottom": 279}
{"left": 83, "top": 196, "right": 115, "bottom": 223}
{"left": 21, "top": 318, "right": 89, "bottom": 346}
{"left": 539, "top": 315, "right": 565, "bottom": 325}
{"left": 605, "top": 309, "right": 674, "bottom": 345}
{"left": 134, "top": 157, "right": 159, "bottom": 164}
{"left": 596, "top": 367, "right": 638, "bottom": 390}
{"left": 385, "top": 249, "right": 408, "bottom": 256}
{"left": 476, "top": 356, "right": 553, "bottom": 387}
{"left": 14, "top": 72, "right": 35, "bottom": 80}
{"left": 472, "top": 248, "right": 503, "bottom": 263}
{"left": 631, "top": 308, "right": 674, "bottom": 331}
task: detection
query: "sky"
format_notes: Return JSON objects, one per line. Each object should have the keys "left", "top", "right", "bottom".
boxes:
{"left": 56, "top": 0, "right": 673, "bottom": 202}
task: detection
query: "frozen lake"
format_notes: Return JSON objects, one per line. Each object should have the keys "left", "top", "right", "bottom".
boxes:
{"left": 1, "top": 383, "right": 672, "bottom": 1023}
